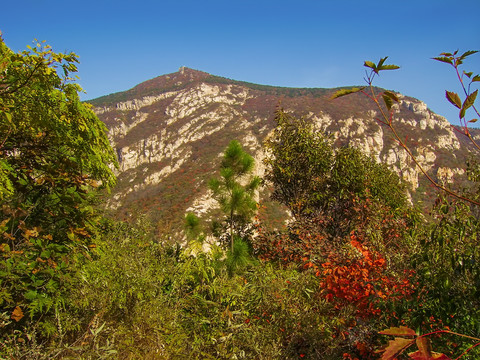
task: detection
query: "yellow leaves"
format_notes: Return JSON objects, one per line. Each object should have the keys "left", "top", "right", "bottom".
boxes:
{"left": 331, "top": 87, "right": 365, "bottom": 99}
{"left": 33, "top": 255, "right": 57, "bottom": 270}
{"left": 2, "top": 232, "right": 14, "bottom": 243}
{"left": 1, "top": 217, "right": 9, "bottom": 231}
{"left": 11, "top": 306, "right": 24, "bottom": 322}
{"left": 67, "top": 227, "right": 91, "bottom": 242}
{"left": 74, "top": 227, "right": 90, "bottom": 236}
{"left": 377, "top": 327, "right": 417, "bottom": 359}
{"left": 47, "top": 258, "right": 57, "bottom": 269}
{"left": 44, "top": 67, "right": 54, "bottom": 75}
{"left": 379, "top": 326, "right": 417, "bottom": 337}
{"left": 87, "top": 179, "right": 99, "bottom": 188}
{"left": 23, "top": 227, "right": 39, "bottom": 239}
{"left": 413, "top": 336, "right": 433, "bottom": 359}
{"left": 59, "top": 114, "right": 71, "bottom": 124}
{"left": 35, "top": 131, "right": 46, "bottom": 138}
{"left": 34, "top": 177, "right": 46, "bottom": 185}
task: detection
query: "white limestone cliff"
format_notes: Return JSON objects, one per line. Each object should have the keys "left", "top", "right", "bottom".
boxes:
{"left": 95, "top": 79, "right": 467, "bottom": 213}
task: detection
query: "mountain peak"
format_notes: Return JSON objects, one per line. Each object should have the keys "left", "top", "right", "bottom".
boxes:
{"left": 89, "top": 67, "right": 212, "bottom": 106}
{"left": 178, "top": 66, "right": 207, "bottom": 76}
{"left": 174, "top": 66, "right": 210, "bottom": 81}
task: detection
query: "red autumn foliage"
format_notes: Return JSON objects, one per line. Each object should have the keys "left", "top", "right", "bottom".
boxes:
{"left": 320, "top": 232, "right": 415, "bottom": 317}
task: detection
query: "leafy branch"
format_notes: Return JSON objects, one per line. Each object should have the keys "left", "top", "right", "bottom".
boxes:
{"left": 332, "top": 54, "right": 480, "bottom": 207}
{"left": 433, "top": 50, "right": 480, "bottom": 151}
{"left": 377, "top": 326, "right": 480, "bottom": 360}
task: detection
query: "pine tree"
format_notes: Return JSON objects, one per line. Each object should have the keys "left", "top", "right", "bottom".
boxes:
{"left": 209, "top": 140, "right": 261, "bottom": 252}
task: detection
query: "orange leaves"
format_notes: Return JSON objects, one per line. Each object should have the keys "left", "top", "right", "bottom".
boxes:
{"left": 303, "top": 261, "right": 314, "bottom": 269}
{"left": 256, "top": 216, "right": 415, "bottom": 319}
{"left": 381, "top": 337, "right": 416, "bottom": 360}
{"left": 11, "top": 306, "right": 24, "bottom": 322}
{"left": 414, "top": 336, "right": 433, "bottom": 359}
{"left": 320, "top": 234, "right": 414, "bottom": 317}
{"left": 23, "top": 227, "right": 39, "bottom": 239}
{"left": 377, "top": 327, "right": 455, "bottom": 360}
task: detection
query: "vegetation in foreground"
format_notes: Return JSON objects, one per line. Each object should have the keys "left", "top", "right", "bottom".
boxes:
{"left": 1, "top": 35, "right": 479, "bottom": 359}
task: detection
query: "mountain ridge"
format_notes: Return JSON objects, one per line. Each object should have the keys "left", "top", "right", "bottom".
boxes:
{"left": 90, "top": 67, "right": 476, "bottom": 236}
{"left": 89, "top": 67, "right": 370, "bottom": 106}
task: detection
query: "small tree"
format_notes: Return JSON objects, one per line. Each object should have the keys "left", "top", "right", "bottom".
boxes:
{"left": 263, "top": 108, "right": 334, "bottom": 218}
{"left": 209, "top": 140, "right": 260, "bottom": 252}
{"left": 0, "top": 35, "right": 117, "bottom": 332}
{"left": 263, "top": 108, "right": 407, "bottom": 225}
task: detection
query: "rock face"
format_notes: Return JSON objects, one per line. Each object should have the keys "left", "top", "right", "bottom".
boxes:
{"left": 90, "top": 67, "right": 476, "bottom": 233}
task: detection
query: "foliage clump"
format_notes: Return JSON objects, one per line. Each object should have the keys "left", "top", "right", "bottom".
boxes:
{"left": 0, "top": 34, "right": 117, "bottom": 344}
{"left": 264, "top": 109, "right": 407, "bottom": 221}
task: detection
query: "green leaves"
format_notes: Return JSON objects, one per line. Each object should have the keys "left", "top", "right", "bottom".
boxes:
{"left": 448, "top": 89, "right": 478, "bottom": 119}
{"left": 383, "top": 90, "right": 400, "bottom": 110}
{"left": 222, "top": 140, "right": 255, "bottom": 175}
{"left": 434, "top": 50, "right": 478, "bottom": 67}
{"left": 445, "top": 91, "right": 462, "bottom": 109}
{"left": 364, "top": 57, "right": 400, "bottom": 74}
{"left": 264, "top": 109, "right": 407, "bottom": 221}
{"left": 436, "top": 50, "right": 479, "bottom": 122}
{"left": 364, "top": 60, "right": 376, "bottom": 69}
{"left": 456, "top": 50, "right": 479, "bottom": 66}
{"left": 264, "top": 109, "right": 334, "bottom": 218}
{"left": 0, "top": 35, "right": 118, "bottom": 332}
{"left": 433, "top": 56, "right": 454, "bottom": 65}
{"left": 184, "top": 212, "right": 203, "bottom": 240}
{"left": 330, "top": 87, "right": 365, "bottom": 99}
{"left": 460, "top": 89, "right": 477, "bottom": 119}
{"left": 0, "top": 159, "right": 14, "bottom": 200}
{"left": 332, "top": 57, "right": 399, "bottom": 107}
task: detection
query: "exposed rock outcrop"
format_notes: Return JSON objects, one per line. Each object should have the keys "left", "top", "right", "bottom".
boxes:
{"left": 90, "top": 67, "right": 475, "bottom": 230}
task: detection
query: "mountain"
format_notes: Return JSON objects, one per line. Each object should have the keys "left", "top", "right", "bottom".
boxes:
{"left": 89, "top": 67, "right": 477, "bottom": 235}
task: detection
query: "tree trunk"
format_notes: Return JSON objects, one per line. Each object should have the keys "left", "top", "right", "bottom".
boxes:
{"left": 230, "top": 210, "right": 234, "bottom": 253}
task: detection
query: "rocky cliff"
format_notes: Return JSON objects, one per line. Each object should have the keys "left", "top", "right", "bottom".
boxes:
{"left": 89, "top": 67, "right": 476, "bottom": 234}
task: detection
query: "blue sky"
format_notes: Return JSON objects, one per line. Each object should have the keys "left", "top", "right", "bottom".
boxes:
{"left": 1, "top": 0, "right": 479, "bottom": 125}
